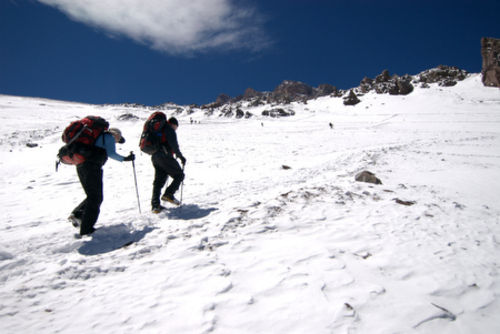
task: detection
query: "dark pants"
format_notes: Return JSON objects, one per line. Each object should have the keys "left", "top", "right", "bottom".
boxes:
{"left": 151, "top": 152, "right": 184, "bottom": 208}
{"left": 72, "top": 162, "right": 103, "bottom": 235}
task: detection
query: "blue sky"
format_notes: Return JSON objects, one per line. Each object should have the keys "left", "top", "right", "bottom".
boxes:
{"left": 1, "top": 0, "right": 499, "bottom": 106}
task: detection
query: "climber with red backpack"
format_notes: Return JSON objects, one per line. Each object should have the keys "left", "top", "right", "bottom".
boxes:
{"left": 139, "top": 113, "right": 186, "bottom": 213}
{"left": 58, "top": 116, "right": 135, "bottom": 236}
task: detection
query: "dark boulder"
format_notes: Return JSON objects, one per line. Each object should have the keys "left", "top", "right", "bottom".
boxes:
{"left": 375, "top": 70, "right": 392, "bottom": 83}
{"left": 343, "top": 90, "right": 361, "bottom": 106}
{"left": 359, "top": 70, "right": 414, "bottom": 95}
{"left": 439, "top": 79, "right": 457, "bottom": 87}
{"left": 355, "top": 171, "right": 382, "bottom": 185}
{"left": 396, "top": 76, "right": 414, "bottom": 95}
{"left": 235, "top": 108, "right": 245, "bottom": 118}
{"left": 360, "top": 77, "right": 374, "bottom": 93}
{"left": 417, "top": 65, "right": 468, "bottom": 85}
{"left": 262, "top": 108, "right": 295, "bottom": 117}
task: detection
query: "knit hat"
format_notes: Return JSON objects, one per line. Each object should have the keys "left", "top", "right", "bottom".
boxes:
{"left": 168, "top": 117, "right": 179, "bottom": 127}
{"left": 109, "top": 128, "right": 125, "bottom": 144}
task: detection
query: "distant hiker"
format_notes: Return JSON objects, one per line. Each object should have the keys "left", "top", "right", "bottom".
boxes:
{"left": 66, "top": 124, "right": 135, "bottom": 236}
{"left": 329, "top": 122, "right": 334, "bottom": 129}
{"left": 139, "top": 114, "right": 186, "bottom": 213}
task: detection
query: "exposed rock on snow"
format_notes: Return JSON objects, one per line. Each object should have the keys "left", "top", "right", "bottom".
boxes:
{"left": 261, "top": 108, "right": 295, "bottom": 117}
{"left": 357, "top": 66, "right": 468, "bottom": 95}
{"left": 270, "top": 80, "right": 314, "bottom": 104}
{"left": 343, "top": 90, "right": 361, "bottom": 106}
{"left": 202, "top": 80, "right": 343, "bottom": 111}
{"left": 416, "top": 65, "right": 469, "bottom": 87}
{"left": 95, "top": 66, "right": 472, "bottom": 120}
{"left": 393, "top": 198, "right": 416, "bottom": 206}
{"left": 316, "top": 83, "right": 339, "bottom": 97}
{"left": 117, "top": 113, "right": 140, "bottom": 121}
{"left": 195, "top": 66, "right": 469, "bottom": 116}
{"left": 481, "top": 37, "right": 500, "bottom": 88}
{"left": 360, "top": 70, "right": 414, "bottom": 95}
{"left": 355, "top": 170, "right": 382, "bottom": 184}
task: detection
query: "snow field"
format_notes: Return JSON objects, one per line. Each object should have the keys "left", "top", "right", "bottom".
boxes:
{"left": 1, "top": 74, "right": 500, "bottom": 333}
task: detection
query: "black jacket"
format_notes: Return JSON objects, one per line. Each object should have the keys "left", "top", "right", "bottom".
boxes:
{"left": 162, "top": 125, "right": 183, "bottom": 159}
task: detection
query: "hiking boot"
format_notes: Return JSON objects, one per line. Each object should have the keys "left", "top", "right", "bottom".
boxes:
{"left": 80, "top": 226, "right": 96, "bottom": 236}
{"left": 161, "top": 193, "right": 180, "bottom": 206}
{"left": 152, "top": 205, "right": 166, "bottom": 214}
{"left": 68, "top": 214, "right": 81, "bottom": 228}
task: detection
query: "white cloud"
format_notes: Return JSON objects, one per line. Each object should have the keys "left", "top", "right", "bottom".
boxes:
{"left": 37, "top": 0, "right": 269, "bottom": 55}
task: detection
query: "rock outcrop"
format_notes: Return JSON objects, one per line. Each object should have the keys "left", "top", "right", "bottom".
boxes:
{"left": 268, "top": 81, "right": 344, "bottom": 103}
{"left": 343, "top": 90, "right": 361, "bottom": 106}
{"left": 243, "top": 88, "right": 262, "bottom": 99}
{"left": 481, "top": 37, "right": 500, "bottom": 88}
{"left": 202, "top": 80, "right": 345, "bottom": 110}
{"left": 262, "top": 108, "right": 295, "bottom": 117}
{"left": 270, "top": 80, "right": 314, "bottom": 104}
{"left": 359, "top": 70, "right": 414, "bottom": 95}
{"left": 315, "top": 83, "right": 337, "bottom": 97}
{"left": 200, "top": 65, "right": 469, "bottom": 112}
{"left": 355, "top": 171, "right": 382, "bottom": 185}
{"left": 416, "top": 65, "right": 468, "bottom": 87}
{"left": 358, "top": 66, "right": 469, "bottom": 96}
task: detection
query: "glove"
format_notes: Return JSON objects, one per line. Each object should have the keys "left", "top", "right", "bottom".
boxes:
{"left": 179, "top": 155, "right": 186, "bottom": 166}
{"left": 124, "top": 153, "right": 135, "bottom": 162}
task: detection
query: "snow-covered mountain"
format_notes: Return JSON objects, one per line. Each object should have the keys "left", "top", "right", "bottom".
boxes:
{"left": 1, "top": 74, "right": 500, "bottom": 333}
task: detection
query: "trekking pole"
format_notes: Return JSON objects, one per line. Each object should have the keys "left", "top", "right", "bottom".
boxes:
{"left": 131, "top": 151, "right": 142, "bottom": 214}
{"left": 180, "top": 164, "right": 185, "bottom": 205}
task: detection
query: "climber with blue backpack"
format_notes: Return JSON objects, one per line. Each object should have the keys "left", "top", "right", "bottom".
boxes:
{"left": 58, "top": 116, "right": 135, "bottom": 236}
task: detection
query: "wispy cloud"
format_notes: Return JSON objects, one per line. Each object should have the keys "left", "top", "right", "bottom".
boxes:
{"left": 37, "top": 0, "right": 269, "bottom": 55}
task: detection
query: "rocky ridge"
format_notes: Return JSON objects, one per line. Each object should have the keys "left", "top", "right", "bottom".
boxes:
{"left": 199, "top": 65, "right": 470, "bottom": 112}
{"left": 111, "top": 65, "right": 470, "bottom": 118}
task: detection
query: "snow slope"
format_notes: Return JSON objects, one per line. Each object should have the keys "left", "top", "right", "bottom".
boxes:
{"left": 1, "top": 74, "right": 500, "bottom": 333}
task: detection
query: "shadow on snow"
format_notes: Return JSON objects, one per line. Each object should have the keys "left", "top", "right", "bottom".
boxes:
{"left": 165, "top": 204, "right": 218, "bottom": 220}
{"left": 78, "top": 224, "right": 155, "bottom": 256}
{"left": 77, "top": 204, "right": 216, "bottom": 255}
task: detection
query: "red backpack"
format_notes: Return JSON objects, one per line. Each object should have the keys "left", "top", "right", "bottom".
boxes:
{"left": 57, "top": 116, "right": 109, "bottom": 167}
{"left": 139, "top": 112, "right": 167, "bottom": 155}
